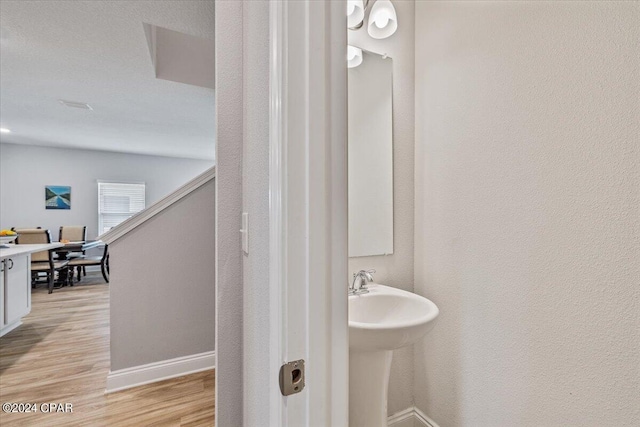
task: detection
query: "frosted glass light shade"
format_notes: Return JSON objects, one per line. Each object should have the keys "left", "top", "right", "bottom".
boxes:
{"left": 347, "top": 45, "right": 363, "bottom": 68}
{"left": 367, "top": 0, "right": 398, "bottom": 39}
{"left": 347, "top": 0, "right": 365, "bottom": 28}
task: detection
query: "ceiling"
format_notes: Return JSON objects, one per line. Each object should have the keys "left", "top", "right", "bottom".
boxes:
{"left": 0, "top": 1, "right": 215, "bottom": 160}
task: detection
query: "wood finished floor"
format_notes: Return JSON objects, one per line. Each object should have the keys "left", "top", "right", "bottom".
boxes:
{"left": 0, "top": 275, "right": 215, "bottom": 426}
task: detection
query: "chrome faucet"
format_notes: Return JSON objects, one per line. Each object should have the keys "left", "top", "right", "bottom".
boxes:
{"left": 349, "top": 269, "right": 375, "bottom": 295}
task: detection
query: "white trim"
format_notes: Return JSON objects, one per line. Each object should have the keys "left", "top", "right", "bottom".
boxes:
{"left": 324, "top": 2, "right": 350, "bottom": 425}
{"left": 99, "top": 166, "right": 216, "bottom": 244}
{"left": 268, "top": 0, "right": 286, "bottom": 425}
{"left": 105, "top": 351, "right": 215, "bottom": 393}
{"left": 387, "top": 407, "right": 440, "bottom": 427}
{"left": 387, "top": 409, "right": 415, "bottom": 427}
{"left": 415, "top": 407, "right": 440, "bottom": 427}
{"left": 267, "top": 1, "right": 348, "bottom": 425}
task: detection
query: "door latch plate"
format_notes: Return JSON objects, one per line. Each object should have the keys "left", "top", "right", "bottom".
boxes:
{"left": 279, "top": 359, "right": 305, "bottom": 396}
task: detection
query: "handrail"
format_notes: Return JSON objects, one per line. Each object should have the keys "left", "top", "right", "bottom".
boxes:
{"left": 99, "top": 166, "right": 216, "bottom": 244}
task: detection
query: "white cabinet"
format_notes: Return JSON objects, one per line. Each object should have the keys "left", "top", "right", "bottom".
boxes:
{"left": 0, "top": 254, "right": 31, "bottom": 336}
{"left": 0, "top": 243, "right": 59, "bottom": 337}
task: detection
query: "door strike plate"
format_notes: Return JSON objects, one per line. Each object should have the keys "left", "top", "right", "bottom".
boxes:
{"left": 279, "top": 359, "right": 305, "bottom": 396}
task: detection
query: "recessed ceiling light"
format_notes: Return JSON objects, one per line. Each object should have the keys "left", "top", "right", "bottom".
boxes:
{"left": 58, "top": 100, "right": 93, "bottom": 110}
{"left": 0, "top": 128, "right": 11, "bottom": 134}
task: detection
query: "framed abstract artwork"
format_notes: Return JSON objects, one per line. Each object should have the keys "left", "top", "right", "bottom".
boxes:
{"left": 45, "top": 185, "right": 71, "bottom": 210}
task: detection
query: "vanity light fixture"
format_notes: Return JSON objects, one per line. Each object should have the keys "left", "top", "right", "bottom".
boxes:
{"left": 0, "top": 127, "right": 11, "bottom": 134}
{"left": 347, "top": 0, "right": 398, "bottom": 40}
{"left": 347, "top": 0, "right": 365, "bottom": 28}
{"left": 347, "top": 45, "right": 363, "bottom": 68}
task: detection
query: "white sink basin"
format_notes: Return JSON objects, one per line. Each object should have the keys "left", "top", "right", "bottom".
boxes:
{"left": 349, "top": 284, "right": 439, "bottom": 351}
{"left": 348, "top": 284, "right": 439, "bottom": 427}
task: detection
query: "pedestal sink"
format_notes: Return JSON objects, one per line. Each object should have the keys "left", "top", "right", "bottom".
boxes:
{"left": 349, "top": 284, "right": 439, "bottom": 427}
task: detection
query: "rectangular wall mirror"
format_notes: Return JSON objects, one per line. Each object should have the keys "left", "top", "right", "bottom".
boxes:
{"left": 348, "top": 49, "right": 393, "bottom": 257}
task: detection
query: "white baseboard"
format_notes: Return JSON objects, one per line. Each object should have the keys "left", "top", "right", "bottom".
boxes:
{"left": 388, "top": 406, "right": 440, "bottom": 427}
{"left": 387, "top": 407, "right": 416, "bottom": 427}
{"left": 105, "top": 350, "right": 215, "bottom": 393}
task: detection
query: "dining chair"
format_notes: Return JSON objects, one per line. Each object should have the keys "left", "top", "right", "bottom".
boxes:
{"left": 59, "top": 225, "right": 87, "bottom": 275}
{"left": 15, "top": 229, "right": 71, "bottom": 293}
{"left": 68, "top": 244, "right": 109, "bottom": 283}
{"left": 11, "top": 227, "right": 44, "bottom": 265}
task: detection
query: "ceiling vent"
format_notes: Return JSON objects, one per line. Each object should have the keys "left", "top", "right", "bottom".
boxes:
{"left": 58, "top": 100, "right": 93, "bottom": 110}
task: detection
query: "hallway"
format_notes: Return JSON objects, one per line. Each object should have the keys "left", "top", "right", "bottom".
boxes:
{"left": 0, "top": 275, "right": 214, "bottom": 426}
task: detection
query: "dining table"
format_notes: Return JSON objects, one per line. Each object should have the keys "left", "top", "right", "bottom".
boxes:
{"left": 55, "top": 240, "right": 104, "bottom": 260}
{"left": 54, "top": 240, "right": 104, "bottom": 285}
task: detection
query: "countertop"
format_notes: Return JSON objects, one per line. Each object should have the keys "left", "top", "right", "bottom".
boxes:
{"left": 0, "top": 243, "right": 64, "bottom": 260}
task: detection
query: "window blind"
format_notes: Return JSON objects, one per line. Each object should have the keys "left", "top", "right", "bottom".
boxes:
{"left": 98, "top": 182, "right": 146, "bottom": 235}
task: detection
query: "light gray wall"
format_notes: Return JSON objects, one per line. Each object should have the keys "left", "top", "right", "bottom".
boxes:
{"left": 414, "top": 1, "right": 639, "bottom": 426}
{"left": 0, "top": 143, "right": 213, "bottom": 239}
{"left": 110, "top": 179, "right": 216, "bottom": 370}
{"left": 214, "top": 1, "right": 244, "bottom": 425}
{"left": 241, "top": 1, "right": 271, "bottom": 425}
{"left": 348, "top": 0, "right": 415, "bottom": 415}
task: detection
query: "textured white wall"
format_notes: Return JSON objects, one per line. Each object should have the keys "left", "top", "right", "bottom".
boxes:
{"left": 348, "top": 0, "right": 416, "bottom": 415}
{"left": 414, "top": 1, "right": 639, "bottom": 426}
{"left": 242, "top": 0, "right": 271, "bottom": 425}
{"left": 214, "top": 1, "right": 244, "bottom": 425}
{"left": 0, "top": 143, "right": 213, "bottom": 238}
